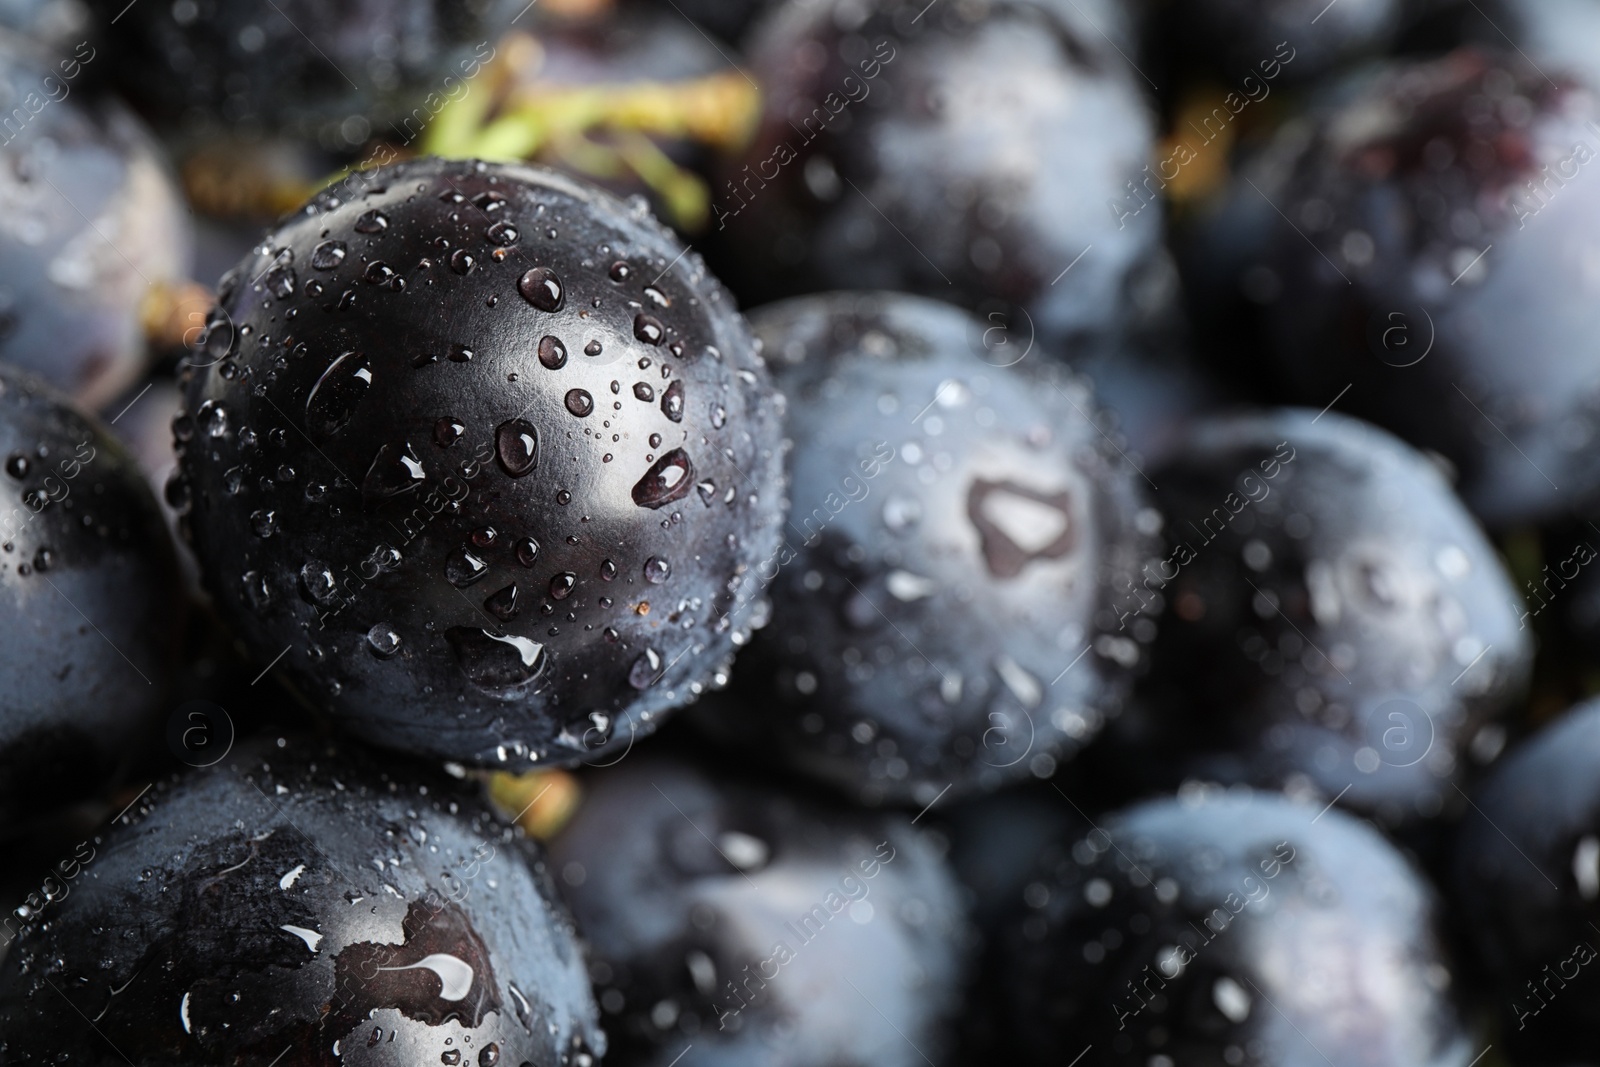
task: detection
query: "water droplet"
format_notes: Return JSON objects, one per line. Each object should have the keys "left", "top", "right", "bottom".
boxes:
{"left": 549, "top": 572, "right": 577, "bottom": 600}
{"left": 485, "top": 583, "right": 520, "bottom": 621}
{"left": 367, "top": 624, "right": 402, "bottom": 657}
{"left": 487, "top": 220, "right": 519, "bottom": 246}
{"left": 164, "top": 473, "right": 190, "bottom": 509}
{"left": 538, "top": 335, "right": 567, "bottom": 369}
{"left": 515, "top": 537, "right": 540, "bottom": 566}
{"left": 450, "top": 249, "right": 477, "bottom": 275}
{"left": 442, "top": 1050, "right": 462, "bottom": 1065}
{"left": 967, "top": 479, "right": 1075, "bottom": 578}
{"left": 4, "top": 454, "right": 28, "bottom": 479}
{"left": 632, "top": 382, "right": 655, "bottom": 402}
{"left": 197, "top": 399, "right": 228, "bottom": 438}
{"left": 445, "top": 547, "right": 490, "bottom": 587}
{"left": 710, "top": 405, "right": 726, "bottom": 429}
{"left": 471, "top": 526, "right": 498, "bottom": 548}
{"left": 434, "top": 417, "right": 465, "bottom": 447}
{"left": 495, "top": 419, "right": 539, "bottom": 476}
{"left": 479, "top": 1043, "right": 500, "bottom": 1067}
{"left": 643, "top": 285, "right": 669, "bottom": 307}
{"left": 354, "top": 209, "right": 389, "bottom": 234}
{"left": 695, "top": 480, "right": 716, "bottom": 506}
{"left": 446, "top": 627, "right": 546, "bottom": 689}
{"left": 634, "top": 313, "right": 665, "bottom": 345}
{"left": 300, "top": 560, "right": 339, "bottom": 604}
{"left": 632, "top": 448, "right": 695, "bottom": 509}
{"left": 585, "top": 340, "right": 603, "bottom": 357}
{"left": 661, "top": 381, "right": 688, "bottom": 423}
{"left": 882, "top": 495, "right": 922, "bottom": 531}
{"left": 250, "top": 509, "right": 277, "bottom": 537}
{"left": 306, "top": 351, "right": 373, "bottom": 437}
{"left": 362, "top": 442, "right": 427, "bottom": 504}
{"left": 609, "top": 261, "right": 632, "bottom": 281}
{"left": 448, "top": 344, "right": 473, "bottom": 363}
{"left": 518, "top": 267, "right": 563, "bottom": 312}
{"left": 629, "top": 648, "right": 663, "bottom": 688}
{"left": 565, "top": 389, "right": 594, "bottom": 417}
{"left": 311, "top": 241, "right": 347, "bottom": 270}
{"left": 600, "top": 558, "right": 617, "bottom": 580}
{"left": 266, "top": 265, "right": 297, "bottom": 298}
{"left": 556, "top": 489, "right": 572, "bottom": 505}
{"left": 363, "top": 261, "right": 396, "bottom": 286}
{"left": 243, "top": 570, "right": 272, "bottom": 608}
{"left": 886, "top": 570, "right": 937, "bottom": 602}
{"left": 643, "top": 556, "right": 671, "bottom": 584}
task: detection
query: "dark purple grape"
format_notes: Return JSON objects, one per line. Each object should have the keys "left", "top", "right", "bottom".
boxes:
{"left": 548, "top": 752, "right": 968, "bottom": 1067}
{"left": 1001, "top": 788, "right": 1474, "bottom": 1065}
{"left": 173, "top": 158, "right": 785, "bottom": 771}
{"left": 1131, "top": 408, "right": 1530, "bottom": 827}
{"left": 694, "top": 291, "right": 1159, "bottom": 805}
{"left": 0, "top": 365, "right": 184, "bottom": 828}
{"left": 0, "top": 733, "right": 604, "bottom": 1065}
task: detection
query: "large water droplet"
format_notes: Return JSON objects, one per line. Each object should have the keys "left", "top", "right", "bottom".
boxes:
{"left": 967, "top": 479, "right": 1075, "bottom": 578}
{"left": 306, "top": 351, "right": 372, "bottom": 438}
{"left": 515, "top": 537, "right": 540, "bottom": 567}
{"left": 266, "top": 265, "right": 297, "bottom": 298}
{"left": 518, "top": 267, "right": 563, "bottom": 311}
{"left": 243, "top": 570, "right": 273, "bottom": 609}
{"left": 632, "top": 382, "right": 655, "bottom": 402}
{"left": 629, "top": 648, "right": 663, "bottom": 689}
{"left": 446, "top": 547, "right": 490, "bottom": 587}
{"left": 495, "top": 419, "right": 539, "bottom": 477}
{"left": 300, "top": 559, "right": 339, "bottom": 605}
{"left": 634, "top": 313, "right": 665, "bottom": 345}
{"left": 197, "top": 399, "right": 228, "bottom": 438}
{"left": 487, "top": 220, "right": 519, "bottom": 246}
{"left": 549, "top": 572, "right": 577, "bottom": 600}
{"left": 450, "top": 249, "right": 476, "bottom": 275}
{"left": 632, "top": 448, "right": 695, "bottom": 509}
{"left": 538, "top": 335, "right": 567, "bottom": 369}
{"left": 485, "top": 583, "right": 520, "bottom": 621}
{"left": 609, "top": 261, "right": 632, "bottom": 281}
{"left": 250, "top": 509, "right": 277, "bottom": 537}
{"left": 362, "top": 442, "right": 427, "bottom": 504}
{"left": 660, "top": 380, "right": 685, "bottom": 422}
{"left": 565, "top": 389, "right": 593, "bottom": 417}
{"left": 366, "top": 623, "right": 402, "bottom": 657}
{"left": 363, "top": 261, "right": 396, "bottom": 286}
{"left": 446, "top": 627, "right": 545, "bottom": 689}
{"left": 354, "top": 209, "right": 389, "bottom": 234}
{"left": 311, "top": 241, "right": 347, "bottom": 270}
{"left": 643, "top": 556, "right": 671, "bottom": 584}
{"left": 434, "top": 417, "right": 465, "bottom": 447}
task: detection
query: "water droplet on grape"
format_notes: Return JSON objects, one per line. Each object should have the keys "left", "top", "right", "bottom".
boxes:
{"left": 538, "top": 335, "right": 567, "bottom": 369}
{"left": 305, "top": 351, "right": 372, "bottom": 438}
{"left": 565, "top": 389, "right": 594, "bottom": 417}
{"left": 311, "top": 241, "right": 347, "bottom": 270}
{"left": 632, "top": 448, "right": 695, "bottom": 508}
{"left": 518, "top": 267, "right": 563, "bottom": 311}
{"left": 495, "top": 419, "right": 539, "bottom": 476}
